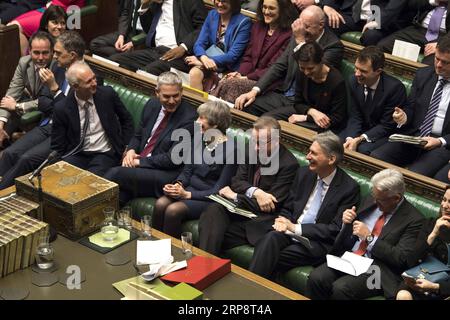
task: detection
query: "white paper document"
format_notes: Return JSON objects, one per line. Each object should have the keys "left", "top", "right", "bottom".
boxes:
{"left": 326, "top": 252, "right": 374, "bottom": 276}
{"left": 91, "top": 54, "right": 120, "bottom": 67}
{"left": 207, "top": 94, "right": 235, "bottom": 109}
{"left": 392, "top": 40, "right": 421, "bottom": 62}
{"left": 136, "top": 239, "right": 172, "bottom": 265}
{"left": 141, "top": 260, "right": 187, "bottom": 282}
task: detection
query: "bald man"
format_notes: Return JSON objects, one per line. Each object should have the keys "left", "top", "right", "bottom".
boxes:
{"left": 234, "top": 5, "right": 344, "bottom": 116}
{"left": 51, "top": 61, "right": 134, "bottom": 176}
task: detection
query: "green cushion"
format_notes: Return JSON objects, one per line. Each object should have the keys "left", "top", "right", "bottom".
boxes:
{"left": 340, "top": 32, "right": 362, "bottom": 45}
{"left": 131, "top": 32, "right": 146, "bottom": 46}
{"left": 223, "top": 245, "right": 254, "bottom": 269}
{"left": 127, "top": 197, "right": 155, "bottom": 219}
{"left": 279, "top": 265, "right": 314, "bottom": 295}
{"left": 20, "top": 110, "right": 43, "bottom": 127}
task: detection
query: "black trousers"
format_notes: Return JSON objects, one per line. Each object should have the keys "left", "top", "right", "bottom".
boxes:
{"left": 248, "top": 231, "right": 326, "bottom": 279}
{"left": 0, "top": 124, "right": 51, "bottom": 190}
{"left": 89, "top": 31, "right": 123, "bottom": 58}
{"left": 198, "top": 202, "right": 251, "bottom": 256}
{"left": 65, "top": 150, "right": 119, "bottom": 177}
{"left": 103, "top": 166, "right": 180, "bottom": 207}
{"left": 306, "top": 262, "right": 383, "bottom": 300}
{"left": 245, "top": 92, "right": 294, "bottom": 117}
{"left": 371, "top": 141, "right": 450, "bottom": 178}
{"left": 109, "top": 46, "right": 189, "bottom": 75}
{"left": 432, "top": 162, "right": 450, "bottom": 183}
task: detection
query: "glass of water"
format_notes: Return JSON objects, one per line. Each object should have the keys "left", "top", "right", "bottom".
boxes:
{"left": 140, "top": 215, "right": 152, "bottom": 239}
{"left": 35, "top": 233, "right": 54, "bottom": 269}
{"left": 181, "top": 232, "right": 193, "bottom": 257}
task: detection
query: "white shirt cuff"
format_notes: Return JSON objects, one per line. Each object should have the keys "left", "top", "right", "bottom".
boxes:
{"left": 362, "top": 134, "right": 372, "bottom": 143}
{"left": 0, "top": 117, "right": 8, "bottom": 123}
{"left": 180, "top": 43, "right": 188, "bottom": 52}
{"left": 251, "top": 86, "right": 261, "bottom": 94}
{"left": 285, "top": 224, "right": 302, "bottom": 237}
{"left": 293, "top": 42, "right": 306, "bottom": 53}
{"left": 246, "top": 187, "right": 258, "bottom": 199}
{"left": 429, "top": 0, "right": 439, "bottom": 6}
{"left": 439, "top": 137, "right": 447, "bottom": 147}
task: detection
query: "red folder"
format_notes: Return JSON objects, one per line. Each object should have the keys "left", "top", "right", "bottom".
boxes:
{"left": 161, "top": 256, "right": 231, "bottom": 290}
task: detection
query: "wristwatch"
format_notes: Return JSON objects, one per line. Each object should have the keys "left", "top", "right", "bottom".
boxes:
{"left": 366, "top": 234, "right": 374, "bottom": 243}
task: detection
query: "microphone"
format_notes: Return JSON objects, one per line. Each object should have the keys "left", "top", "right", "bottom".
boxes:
{"left": 28, "top": 151, "right": 59, "bottom": 182}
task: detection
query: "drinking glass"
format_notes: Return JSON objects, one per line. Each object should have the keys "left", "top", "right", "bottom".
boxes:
{"left": 141, "top": 215, "right": 152, "bottom": 239}
{"left": 181, "top": 232, "right": 193, "bottom": 255}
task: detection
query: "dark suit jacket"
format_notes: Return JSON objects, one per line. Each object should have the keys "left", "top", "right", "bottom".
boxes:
{"left": 256, "top": 29, "right": 344, "bottom": 93}
{"left": 247, "top": 166, "right": 360, "bottom": 255}
{"left": 51, "top": 86, "right": 134, "bottom": 157}
{"left": 238, "top": 22, "right": 291, "bottom": 81}
{"left": 404, "top": 217, "right": 450, "bottom": 297}
{"left": 145, "top": 0, "right": 207, "bottom": 53}
{"left": 294, "top": 66, "right": 347, "bottom": 131}
{"left": 401, "top": 66, "right": 450, "bottom": 146}
{"left": 410, "top": 0, "right": 450, "bottom": 34}
{"left": 323, "top": 0, "right": 409, "bottom": 30}
{"left": 344, "top": 72, "right": 407, "bottom": 141}
{"left": 330, "top": 196, "right": 425, "bottom": 299}
{"left": 117, "top": 0, "right": 151, "bottom": 39}
{"left": 128, "top": 98, "right": 197, "bottom": 170}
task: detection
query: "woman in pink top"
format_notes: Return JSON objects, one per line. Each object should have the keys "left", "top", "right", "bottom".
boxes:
{"left": 9, "top": 0, "right": 85, "bottom": 55}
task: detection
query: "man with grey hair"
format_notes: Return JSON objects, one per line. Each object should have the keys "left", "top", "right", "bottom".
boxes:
{"left": 248, "top": 131, "right": 360, "bottom": 278}
{"left": 235, "top": 5, "right": 343, "bottom": 116}
{"left": 51, "top": 61, "right": 134, "bottom": 176}
{"left": 307, "top": 168, "right": 425, "bottom": 300}
{"left": 104, "top": 71, "right": 197, "bottom": 206}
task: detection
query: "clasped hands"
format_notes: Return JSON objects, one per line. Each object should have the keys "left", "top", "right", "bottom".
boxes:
{"left": 163, "top": 182, "right": 191, "bottom": 200}
{"left": 272, "top": 216, "right": 295, "bottom": 233}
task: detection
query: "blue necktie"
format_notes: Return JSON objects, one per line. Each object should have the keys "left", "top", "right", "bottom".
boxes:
{"left": 60, "top": 78, "right": 68, "bottom": 95}
{"left": 302, "top": 179, "right": 324, "bottom": 224}
{"left": 145, "top": 4, "right": 162, "bottom": 48}
{"left": 419, "top": 78, "right": 448, "bottom": 137}
{"left": 425, "top": 6, "right": 446, "bottom": 42}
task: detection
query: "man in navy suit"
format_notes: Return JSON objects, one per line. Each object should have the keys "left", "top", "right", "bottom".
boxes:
{"left": 248, "top": 131, "right": 360, "bottom": 279}
{"left": 51, "top": 61, "right": 134, "bottom": 176}
{"left": 372, "top": 36, "right": 450, "bottom": 180}
{"left": 306, "top": 169, "right": 424, "bottom": 300}
{"left": 0, "top": 31, "right": 85, "bottom": 190}
{"left": 339, "top": 46, "right": 407, "bottom": 155}
{"left": 104, "top": 71, "right": 197, "bottom": 206}
{"left": 110, "top": 0, "right": 207, "bottom": 75}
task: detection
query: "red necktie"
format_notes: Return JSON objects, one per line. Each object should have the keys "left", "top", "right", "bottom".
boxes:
{"left": 140, "top": 110, "right": 169, "bottom": 158}
{"left": 354, "top": 212, "right": 387, "bottom": 256}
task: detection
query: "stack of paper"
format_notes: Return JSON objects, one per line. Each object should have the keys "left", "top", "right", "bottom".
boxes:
{"left": 326, "top": 252, "right": 374, "bottom": 276}
{"left": 207, "top": 194, "right": 257, "bottom": 219}
{"left": 389, "top": 134, "right": 427, "bottom": 146}
{"left": 136, "top": 239, "right": 172, "bottom": 265}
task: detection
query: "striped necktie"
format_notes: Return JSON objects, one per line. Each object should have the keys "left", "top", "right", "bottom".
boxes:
{"left": 419, "top": 78, "right": 448, "bottom": 137}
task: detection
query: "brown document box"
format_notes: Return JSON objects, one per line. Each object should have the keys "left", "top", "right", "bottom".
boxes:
{"left": 15, "top": 161, "right": 119, "bottom": 240}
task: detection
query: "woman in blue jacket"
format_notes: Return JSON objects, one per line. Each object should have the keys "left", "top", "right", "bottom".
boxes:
{"left": 185, "top": 0, "right": 251, "bottom": 92}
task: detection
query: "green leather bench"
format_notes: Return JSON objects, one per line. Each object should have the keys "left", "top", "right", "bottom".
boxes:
{"left": 102, "top": 80, "right": 440, "bottom": 299}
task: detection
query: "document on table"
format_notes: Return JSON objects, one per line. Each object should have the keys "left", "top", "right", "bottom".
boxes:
{"left": 392, "top": 40, "right": 420, "bottom": 62}
{"left": 136, "top": 239, "right": 172, "bottom": 265}
{"left": 326, "top": 251, "right": 374, "bottom": 276}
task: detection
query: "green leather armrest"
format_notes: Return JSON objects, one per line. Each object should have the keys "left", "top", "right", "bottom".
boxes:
{"left": 132, "top": 32, "right": 146, "bottom": 46}
{"left": 20, "top": 110, "right": 42, "bottom": 127}
{"left": 80, "top": 4, "right": 98, "bottom": 16}
{"left": 340, "top": 31, "right": 362, "bottom": 45}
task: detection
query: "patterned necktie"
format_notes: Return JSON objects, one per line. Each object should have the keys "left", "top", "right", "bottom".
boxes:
{"left": 302, "top": 179, "right": 324, "bottom": 224}
{"left": 140, "top": 110, "right": 169, "bottom": 157}
{"left": 425, "top": 6, "right": 446, "bottom": 42}
{"left": 354, "top": 211, "right": 387, "bottom": 256}
{"left": 80, "top": 102, "right": 91, "bottom": 150}
{"left": 419, "top": 78, "right": 448, "bottom": 137}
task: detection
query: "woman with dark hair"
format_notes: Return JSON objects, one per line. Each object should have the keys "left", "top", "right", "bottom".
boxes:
{"left": 212, "top": 0, "right": 296, "bottom": 103}
{"left": 396, "top": 187, "right": 450, "bottom": 300}
{"left": 8, "top": 0, "right": 85, "bottom": 55}
{"left": 152, "top": 101, "right": 238, "bottom": 238}
{"left": 265, "top": 41, "right": 347, "bottom": 133}
{"left": 38, "top": 5, "right": 67, "bottom": 39}
{"left": 185, "top": 0, "right": 251, "bottom": 92}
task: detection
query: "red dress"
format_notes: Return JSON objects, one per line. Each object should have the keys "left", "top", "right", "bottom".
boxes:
{"left": 14, "top": 0, "right": 86, "bottom": 37}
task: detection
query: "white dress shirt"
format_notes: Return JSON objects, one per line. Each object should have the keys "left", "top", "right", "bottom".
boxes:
{"left": 422, "top": 0, "right": 448, "bottom": 32}
{"left": 155, "top": 0, "right": 178, "bottom": 49}
{"left": 75, "top": 94, "right": 112, "bottom": 153}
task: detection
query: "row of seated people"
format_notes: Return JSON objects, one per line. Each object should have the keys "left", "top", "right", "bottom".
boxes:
{"left": 86, "top": 0, "right": 450, "bottom": 183}
{"left": 0, "top": 24, "right": 448, "bottom": 299}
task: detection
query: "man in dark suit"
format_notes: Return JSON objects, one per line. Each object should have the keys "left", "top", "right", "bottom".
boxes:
{"left": 104, "top": 71, "right": 197, "bottom": 206}
{"left": 248, "top": 131, "right": 360, "bottom": 279}
{"left": 90, "top": 0, "right": 151, "bottom": 58}
{"left": 235, "top": 5, "right": 344, "bottom": 116}
{"left": 322, "top": 0, "right": 409, "bottom": 46}
{"left": 51, "top": 61, "right": 134, "bottom": 177}
{"left": 378, "top": 0, "right": 450, "bottom": 66}
{"left": 372, "top": 36, "right": 450, "bottom": 180}
{"left": 0, "top": 31, "right": 85, "bottom": 190}
{"left": 0, "top": 31, "right": 54, "bottom": 148}
{"left": 110, "top": 0, "right": 207, "bottom": 75}
{"left": 340, "top": 46, "right": 407, "bottom": 155}
{"left": 306, "top": 169, "right": 424, "bottom": 300}
{"left": 198, "top": 116, "right": 300, "bottom": 256}
{"left": 0, "top": 0, "right": 46, "bottom": 24}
